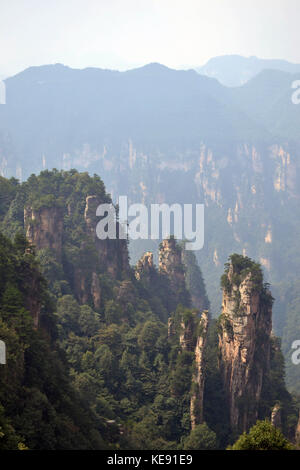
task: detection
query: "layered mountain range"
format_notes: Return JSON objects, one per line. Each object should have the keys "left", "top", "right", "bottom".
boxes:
{"left": 0, "top": 61, "right": 300, "bottom": 394}
{"left": 197, "top": 55, "right": 300, "bottom": 87}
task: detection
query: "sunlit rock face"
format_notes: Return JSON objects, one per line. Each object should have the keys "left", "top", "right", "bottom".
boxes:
{"left": 190, "top": 311, "right": 209, "bottom": 429}
{"left": 25, "top": 206, "right": 63, "bottom": 261}
{"left": 218, "top": 255, "right": 273, "bottom": 433}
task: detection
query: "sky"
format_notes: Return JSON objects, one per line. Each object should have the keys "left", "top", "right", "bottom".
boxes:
{"left": 1, "top": 0, "right": 300, "bottom": 77}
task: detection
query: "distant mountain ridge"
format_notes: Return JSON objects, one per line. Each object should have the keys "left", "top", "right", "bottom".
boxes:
{"left": 1, "top": 61, "right": 300, "bottom": 180}
{"left": 196, "top": 55, "right": 300, "bottom": 87}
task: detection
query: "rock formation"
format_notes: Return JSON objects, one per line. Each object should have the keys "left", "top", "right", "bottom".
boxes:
{"left": 84, "top": 194, "right": 129, "bottom": 279}
{"left": 190, "top": 311, "right": 209, "bottom": 429}
{"left": 179, "top": 312, "right": 196, "bottom": 352}
{"left": 271, "top": 403, "right": 282, "bottom": 429}
{"left": 24, "top": 206, "right": 63, "bottom": 261}
{"left": 175, "top": 308, "right": 209, "bottom": 429}
{"left": 24, "top": 194, "right": 129, "bottom": 311}
{"left": 218, "top": 254, "right": 273, "bottom": 433}
{"left": 159, "top": 237, "right": 190, "bottom": 306}
{"left": 159, "top": 238, "right": 184, "bottom": 287}
{"left": 135, "top": 252, "right": 155, "bottom": 282}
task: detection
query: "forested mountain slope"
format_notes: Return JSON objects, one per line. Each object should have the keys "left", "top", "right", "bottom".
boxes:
{"left": 0, "top": 170, "right": 297, "bottom": 449}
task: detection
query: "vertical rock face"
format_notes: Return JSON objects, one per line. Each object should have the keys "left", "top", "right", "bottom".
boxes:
{"left": 190, "top": 311, "right": 209, "bottom": 429}
{"left": 25, "top": 273, "right": 43, "bottom": 328}
{"left": 159, "top": 238, "right": 184, "bottom": 287}
{"left": 84, "top": 194, "right": 129, "bottom": 279}
{"left": 24, "top": 195, "right": 130, "bottom": 312}
{"left": 159, "top": 238, "right": 189, "bottom": 306}
{"left": 135, "top": 252, "right": 155, "bottom": 282}
{"left": 71, "top": 195, "right": 129, "bottom": 308}
{"left": 218, "top": 255, "right": 273, "bottom": 433}
{"left": 176, "top": 309, "right": 209, "bottom": 429}
{"left": 179, "top": 313, "right": 196, "bottom": 352}
{"left": 24, "top": 206, "right": 63, "bottom": 261}
{"left": 271, "top": 403, "right": 282, "bottom": 429}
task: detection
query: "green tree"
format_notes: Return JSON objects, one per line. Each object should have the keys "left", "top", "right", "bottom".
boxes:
{"left": 183, "top": 423, "right": 217, "bottom": 450}
{"left": 229, "top": 420, "right": 293, "bottom": 450}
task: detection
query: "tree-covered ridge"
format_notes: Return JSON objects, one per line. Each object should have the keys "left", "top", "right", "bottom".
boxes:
{"left": 0, "top": 232, "right": 106, "bottom": 449}
{"left": 1, "top": 169, "right": 109, "bottom": 237}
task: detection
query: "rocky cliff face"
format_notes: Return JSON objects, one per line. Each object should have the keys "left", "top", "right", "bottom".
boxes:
{"left": 271, "top": 403, "right": 282, "bottom": 429}
{"left": 24, "top": 194, "right": 129, "bottom": 311}
{"left": 218, "top": 255, "right": 273, "bottom": 433}
{"left": 159, "top": 238, "right": 189, "bottom": 306}
{"left": 25, "top": 271, "right": 43, "bottom": 328}
{"left": 176, "top": 309, "right": 209, "bottom": 429}
{"left": 72, "top": 195, "right": 129, "bottom": 308}
{"left": 84, "top": 194, "right": 129, "bottom": 279}
{"left": 135, "top": 251, "right": 155, "bottom": 282}
{"left": 190, "top": 311, "right": 209, "bottom": 429}
{"left": 159, "top": 238, "right": 184, "bottom": 283}
{"left": 179, "top": 313, "right": 196, "bottom": 352}
{"left": 24, "top": 206, "right": 63, "bottom": 261}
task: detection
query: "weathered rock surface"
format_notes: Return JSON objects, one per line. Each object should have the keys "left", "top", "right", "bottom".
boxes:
{"left": 271, "top": 403, "right": 282, "bottom": 429}
{"left": 176, "top": 308, "right": 209, "bottom": 429}
{"left": 135, "top": 252, "right": 155, "bottom": 282}
{"left": 84, "top": 195, "right": 129, "bottom": 279}
{"left": 190, "top": 311, "right": 209, "bottom": 429}
{"left": 159, "top": 238, "right": 189, "bottom": 306}
{"left": 159, "top": 238, "right": 185, "bottom": 288}
{"left": 24, "top": 206, "right": 63, "bottom": 261}
{"left": 218, "top": 256, "right": 273, "bottom": 433}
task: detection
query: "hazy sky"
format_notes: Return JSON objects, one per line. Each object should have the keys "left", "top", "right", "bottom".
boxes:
{"left": 1, "top": 0, "right": 300, "bottom": 77}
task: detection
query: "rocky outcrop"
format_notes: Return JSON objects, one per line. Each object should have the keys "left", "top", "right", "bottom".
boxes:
{"left": 84, "top": 195, "right": 129, "bottom": 279}
{"left": 271, "top": 403, "right": 282, "bottom": 429}
{"left": 190, "top": 311, "right": 209, "bottom": 429}
{"left": 159, "top": 238, "right": 189, "bottom": 306}
{"left": 159, "top": 238, "right": 185, "bottom": 287}
{"left": 179, "top": 313, "right": 196, "bottom": 352}
{"left": 24, "top": 206, "right": 63, "bottom": 261}
{"left": 175, "top": 308, "right": 209, "bottom": 429}
{"left": 218, "top": 255, "right": 273, "bottom": 433}
{"left": 135, "top": 251, "right": 155, "bottom": 281}
{"left": 135, "top": 252, "right": 155, "bottom": 282}
{"left": 25, "top": 194, "right": 130, "bottom": 312}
